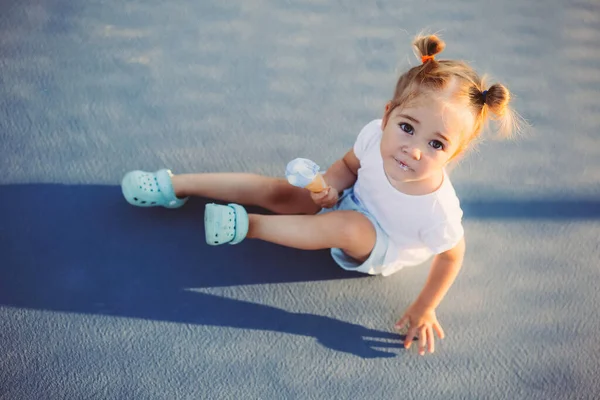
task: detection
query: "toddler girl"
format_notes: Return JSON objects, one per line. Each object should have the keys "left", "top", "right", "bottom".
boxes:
{"left": 121, "top": 34, "right": 518, "bottom": 356}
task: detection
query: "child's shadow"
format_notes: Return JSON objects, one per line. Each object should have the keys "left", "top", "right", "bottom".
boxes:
{"left": 0, "top": 184, "right": 403, "bottom": 358}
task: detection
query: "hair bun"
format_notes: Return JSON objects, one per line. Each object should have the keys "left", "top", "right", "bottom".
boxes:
{"left": 484, "top": 83, "right": 510, "bottom": 117}
{"left": 413, "top": 34, "right": 446, "bottom": 58}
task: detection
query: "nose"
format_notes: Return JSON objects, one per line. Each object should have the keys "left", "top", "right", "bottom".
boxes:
{"left": 404, "top": 146, "right": 421, "bottom": 161}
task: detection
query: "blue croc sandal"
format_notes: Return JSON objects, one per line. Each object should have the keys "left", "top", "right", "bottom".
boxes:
{"left": 204, "top": 203, "right": 249, "bottom": 245}
{"left": 121, "top": 169, "right": 188, "bottom": 208}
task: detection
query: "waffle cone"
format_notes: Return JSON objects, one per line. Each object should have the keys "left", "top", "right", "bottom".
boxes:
{"left": 304, "top": 173, "right": 326, "bottom": 193}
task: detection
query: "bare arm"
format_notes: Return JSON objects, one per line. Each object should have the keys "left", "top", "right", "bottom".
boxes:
{"left": 413, "top": 237, "right": 466, "bottom": 310}
{"left": 396, "top": 237, "right": 466, "bottom": 355}
{"left": 322, "top": 149, "right": 361, "bottom": 193}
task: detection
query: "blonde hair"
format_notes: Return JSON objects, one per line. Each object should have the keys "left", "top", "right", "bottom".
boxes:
{"left": 389, "top": 34, "right": 520, "bottom": 156}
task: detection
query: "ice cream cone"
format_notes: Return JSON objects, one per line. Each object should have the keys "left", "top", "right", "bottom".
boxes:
{"left": 304, "top": 173, "right": 326, "bottom": 193}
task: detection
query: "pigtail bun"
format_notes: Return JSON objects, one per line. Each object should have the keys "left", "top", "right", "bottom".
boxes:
{"left": 484, "top": 84, "right": 510, "bottom": 117}
{"left": 413, "top": 34, "right": 446, "bottom": 60}
{"left": 482, "top": 82, "right": 521, "bottom": 138}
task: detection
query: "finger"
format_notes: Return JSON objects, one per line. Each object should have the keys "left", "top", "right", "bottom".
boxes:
{"left": 322, "top": 196, "right": 335, "bottom": 207}
{"left": 312, "top": 191, "right": 327, "bottom": 200}
{"left": 395, "top": 315, "right": 408, "bottom": 330}
{"left": 404, "top": 326, "right": 418, "bottom": 349}
{"left": 418, "top": 327, "right": 427, "bottom": 355}
{"left": 427, "top": 327, "right": 435, "bottom": 354}
{"left": 434, "top": 323, "right": 445, "bottom": 340}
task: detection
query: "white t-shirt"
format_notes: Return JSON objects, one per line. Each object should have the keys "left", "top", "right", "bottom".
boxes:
{"left": 352, "top": 119, "right": 464, "bottom": 276}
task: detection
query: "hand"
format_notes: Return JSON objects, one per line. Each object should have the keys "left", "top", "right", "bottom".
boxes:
{"left": 310, "top": 186, "right": 339, "bottom": 208}
{"left": 395, "top": 304, "right": 445, "bottom": 356}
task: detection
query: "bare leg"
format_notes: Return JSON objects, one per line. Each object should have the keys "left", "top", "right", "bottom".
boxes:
{"left": 171, "top": 173, "right": 320, "bottom": 215}
{"left": 247, "top": 210, "right": 377, "bottom": 261}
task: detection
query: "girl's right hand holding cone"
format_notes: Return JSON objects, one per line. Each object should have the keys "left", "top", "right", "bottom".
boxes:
{"left": 310, "top": 186, "right": 339, "bottom": 208}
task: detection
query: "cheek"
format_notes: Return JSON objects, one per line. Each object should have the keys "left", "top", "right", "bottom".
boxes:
{"left": 438, "top": 153, "right": 454, "bottom": 167}
{"left": 425, "top": 151, "right": 450, "bottom": 167}
{"left": 380, "top": 133, "right": 398, "bottom": 153}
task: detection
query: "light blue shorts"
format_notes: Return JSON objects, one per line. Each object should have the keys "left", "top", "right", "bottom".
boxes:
{"left": 318, "top": 188, "right": 390, "bottom": 274}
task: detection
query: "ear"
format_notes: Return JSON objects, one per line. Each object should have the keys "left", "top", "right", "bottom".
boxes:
{"left": 381, "top": 102, "right": 393, "bottom": 129}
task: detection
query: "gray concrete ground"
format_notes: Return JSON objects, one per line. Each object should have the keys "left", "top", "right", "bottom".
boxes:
{"left": 1, "top": 0, "right": 599, "bottom": 399}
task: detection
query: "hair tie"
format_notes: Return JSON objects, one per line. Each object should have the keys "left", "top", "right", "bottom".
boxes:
{"left": 481, "top": 90, "right": 488, "bottom": 104}
{"left": 421, "top": 55, "right": 435, "bottom": 64}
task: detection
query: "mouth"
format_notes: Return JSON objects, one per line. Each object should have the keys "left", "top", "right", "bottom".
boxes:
{"left": 394, "top": 157, "right": 411, "bottom": 172}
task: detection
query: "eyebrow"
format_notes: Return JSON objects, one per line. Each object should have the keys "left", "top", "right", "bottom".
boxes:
{"left": 397, "top": 113, "right": 452, "bottom": 144}
{"left": 398, "top": 113, "right": 420, "bottom": 124}
{"left": 434, "top": 131, "right": 452, "bottom": 144}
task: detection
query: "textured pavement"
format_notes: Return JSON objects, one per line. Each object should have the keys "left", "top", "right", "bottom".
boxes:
{"left": 1, "top": 1, "right": 599, "bottom": 399}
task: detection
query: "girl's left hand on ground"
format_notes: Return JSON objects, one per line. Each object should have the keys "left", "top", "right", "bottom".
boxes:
{"left": 395, "top": 304, "right": 445, "bottom": 356}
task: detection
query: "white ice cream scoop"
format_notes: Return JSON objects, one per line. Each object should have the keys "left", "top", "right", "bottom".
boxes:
{"left": 285, "top": 158, "right": 327, "bottom": 192}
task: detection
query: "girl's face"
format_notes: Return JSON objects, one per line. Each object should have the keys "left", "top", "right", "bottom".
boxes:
{"left": 380, "top": 98, "right": 472, "bottom": 195}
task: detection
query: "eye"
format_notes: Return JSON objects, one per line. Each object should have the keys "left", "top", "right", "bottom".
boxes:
{"left": 429, "top": 140, "right": 444, "bottom": 151}
{"left": 399, "top": 122, "right": 414, "bottom": 135}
